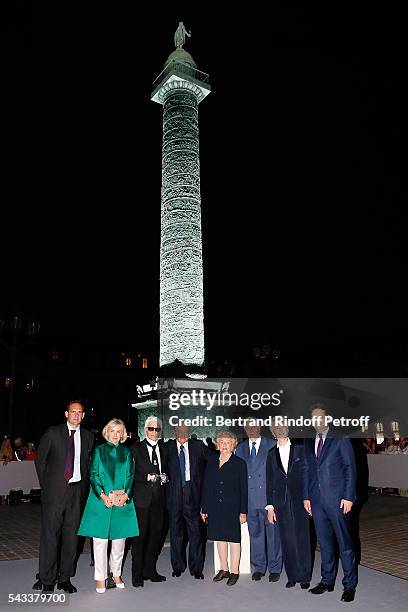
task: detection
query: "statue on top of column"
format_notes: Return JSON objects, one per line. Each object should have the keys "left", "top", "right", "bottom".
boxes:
{"left": 174, "top": 22, "right": 191, "bottom": 49}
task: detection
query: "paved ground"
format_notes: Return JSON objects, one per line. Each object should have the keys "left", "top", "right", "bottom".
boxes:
{"left": 0, "top": 546, "right": 407, "bottom": 612}
{"left": 1, "top": 493, "right": 407, "bottom": 580}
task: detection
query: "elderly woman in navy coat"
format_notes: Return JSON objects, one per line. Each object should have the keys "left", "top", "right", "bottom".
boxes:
{"left": 266, "top": 419, "right": 311, "bottom": 589}
{"left": 201, "top": 431, "right": 248, "bottom": 586}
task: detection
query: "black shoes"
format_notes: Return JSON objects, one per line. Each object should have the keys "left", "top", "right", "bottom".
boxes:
{"left": 269, "top": 572, "right": 280, "bottom": 582}
{"left": 106, "top": 573, "right": 116, "bottom": 589}
{"left": 300, "top": 582, "right": 310, "bottom": 589}
{"left": 193, "top": 572, "right": 204, "bottom": 579}
{"left": 341, "top": 588, "right": 356, "bottom": 602}
{"left": 286, "top": 581, "right": 296, "bottom": 588}
{"left": 32, "top": 579, "right": 42, "bottom": 590}
{"left": 147, "top": 572, "right": 166, "bottom": 582}
{"left": 227, "top": 573, "right": 239, "bottom": 586}
{"left": 252, "top": 572, "right": 263, "bottom": 581}
{"left": 57, "top": 580, "right": 77, "bottom": 593}
{"left": 42, "top": 585, "right": 54, "bottom": 593}
{"left": 132, "top": 576, "right": 144, "bottom": 588}
{"left": 213, "top": 570, "right": 230, "bottom": 582}
{"left": 172, "top": 570, "right": 182, "bottom": 577}
{"left": 309, "top": 582, "right": 334, "bottom": 594}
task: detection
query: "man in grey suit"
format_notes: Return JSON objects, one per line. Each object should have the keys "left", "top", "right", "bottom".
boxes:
{"left": 236, "top": 421, "right": 282, "bottom": 582}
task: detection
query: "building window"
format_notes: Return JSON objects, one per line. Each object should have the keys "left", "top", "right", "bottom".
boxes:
{"left": 124, "top": 357, "right": 132, "bottom": 368}
{"left": 51, "top": 351, "right": 60, "bottom": 361}
{"left": 4, "top": 377, "right": 13, "bottom": 388}
{"left": 142, "top": 357, "right": 148, "bottom": 369}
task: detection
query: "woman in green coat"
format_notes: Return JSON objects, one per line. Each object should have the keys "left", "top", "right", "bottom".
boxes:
{"left": 78, "top": 418, "right": 139, "bottom": 593}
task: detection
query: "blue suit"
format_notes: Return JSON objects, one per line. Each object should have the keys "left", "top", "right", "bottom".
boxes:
{"left": 302, "top": 431, "right": 357, "bottom": 589}
{"left": 236, "top": 438, "right": 282, "bottom": 574}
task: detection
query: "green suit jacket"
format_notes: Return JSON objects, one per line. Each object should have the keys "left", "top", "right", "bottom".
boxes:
{"left": 78, "top": 442, "right": 139, "bottom": 539}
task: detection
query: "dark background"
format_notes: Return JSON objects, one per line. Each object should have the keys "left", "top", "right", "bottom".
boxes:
{"left": 1, "top": 3, "right": 406, "bottom": 439}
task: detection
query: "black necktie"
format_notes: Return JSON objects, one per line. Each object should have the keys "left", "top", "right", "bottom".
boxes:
{"left": 64, "top": 430, "right": 76, "bottom": 481}
{"left": 146, "top": 440, "right": 160, "bottom": 474}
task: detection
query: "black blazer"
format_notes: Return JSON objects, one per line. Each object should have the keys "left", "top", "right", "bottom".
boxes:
{"left": 131, "top": 439, "right": 168, "bottom": 509}
{"left": 201, "top": 453, "right": 248, "bottom": 516}
{"left": 35, "top": 423, "right": 95, "bottom": 506}
{"left": 266, "top": 440, "right": 305, "bottom": 509}
{"left": 166, "top": 438, "right": 211, "bottom": 512}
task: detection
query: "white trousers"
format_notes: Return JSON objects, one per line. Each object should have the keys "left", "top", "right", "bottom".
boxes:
{"left": 93, "top": 538, "right": 126, "bottom": 581}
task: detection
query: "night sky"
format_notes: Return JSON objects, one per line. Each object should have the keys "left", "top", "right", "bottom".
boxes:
{"left": 2, "top": 4, "right": 406, "bottom": 362}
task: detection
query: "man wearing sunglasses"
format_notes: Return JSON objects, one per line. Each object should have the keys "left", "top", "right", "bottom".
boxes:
{"left": 130, "top": 416, "right": 169, "bottom": 588}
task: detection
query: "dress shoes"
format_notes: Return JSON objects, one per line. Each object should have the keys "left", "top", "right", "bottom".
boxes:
{"left": 300, "top": 582, "right": 310, "bottom": 589}
{"left": 132, "top": 577, "right": 144, "bottom": 588}
{"left": 341, "top": 588, "right": 356, "bottom": 602}
{"left": 213, "top": 570, "right": 230, "bottom": 582}
{"left": 148, "top": 573, "right": 166, "bottom": 582}
{"left": 269, "top": 573, "right": 280, "bottom": 582}
{"left": 309, "top": 581, "right": 334, "bottom": 594}
{"left": 57, "top": 580, "right": 77, "bottom": 593}
{"left": 252, "top": 572, "right": 263, "bottom": 581}
{"left": 172, "top": 570, "right": 182, "bottom": 577}
{"left": 106, "top": 573, "right": 116, "bottom": 589}
{"left": 41, "top": 585, "right": 54, "bottom": 593}
{"left": 193, "top": 572, "right": 204, "bottom": 579}
{"left": 32, "top": 578, "right": 42, "bottom": 591}
{"left": 286, "top": 581, "right": 296, "bottom": 588}
{"left": 226, "top": 573, "right": 239, "bottom": 586}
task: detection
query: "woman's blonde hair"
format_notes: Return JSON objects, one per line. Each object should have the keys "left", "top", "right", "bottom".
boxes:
{"left": 102, "top": 418, "right": 128, "bottom": 443}
{"left": 215, "top": 430, "right": 238, "bottom": 450}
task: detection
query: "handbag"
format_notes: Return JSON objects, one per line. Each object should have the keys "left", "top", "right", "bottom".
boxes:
{"left": 108, "top": 489, "right": 125, "bottom": 506}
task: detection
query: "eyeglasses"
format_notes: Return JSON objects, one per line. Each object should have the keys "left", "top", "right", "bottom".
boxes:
{"left": 147, "top": 427, "right": 161, "bottom": 432}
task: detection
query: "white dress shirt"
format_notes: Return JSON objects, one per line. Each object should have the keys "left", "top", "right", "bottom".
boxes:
{"left": 315, "top": 427, "right": 329, "bottom": 455}
{"left": 67, "top": 424, "right": 81, "bottom": 483}
{"left": 248, "top": 437, "right": 262, "bottom": 456}
{"left": 177, "top": 440, "right": 190, "bottom": 482}
{"left": 146, "top": 439, "right": 162, "bottom": 473}
{"left": 278, "top": 438, "right": 291, "bottom": 473}
{"left": 265, "top": 439, "right": 291, "bottom": 511}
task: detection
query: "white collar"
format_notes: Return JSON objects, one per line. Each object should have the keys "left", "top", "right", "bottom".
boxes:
{"left": 146, "top": 438, "right": 158, "bottom": 446}
{"left": 249, "top": 437, "right": 261, "bottom": 445}
{"left": 177, "top": 439, "right": 189, "bottom": 448}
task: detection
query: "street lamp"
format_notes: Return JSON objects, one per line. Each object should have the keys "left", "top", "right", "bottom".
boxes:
{"left": 0, "top": 315, "right": 40, "bottom": 438}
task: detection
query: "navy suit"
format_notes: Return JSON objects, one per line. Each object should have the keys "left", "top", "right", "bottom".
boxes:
{"left": 302, "top": 431, "right": 357, "bottom": 589}
{"left": 266, "top": 441, "right": 311, "bottom": 583}
{"left": 166, "top": 438, "right": 209, "bottom": 574}
{"left": 236, "top": 438, "right": 282, "bottom": 574}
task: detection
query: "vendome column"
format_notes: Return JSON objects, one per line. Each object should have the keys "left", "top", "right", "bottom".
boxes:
{"left": 151, "top": 24, "right": 211, "bottom": 374}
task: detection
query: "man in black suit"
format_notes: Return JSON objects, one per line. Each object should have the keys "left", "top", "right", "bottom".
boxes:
{"left": 35, "top": 401, "right": 94, "bottom": 593}
{"left": 166, "top": 425, "right": 210, "bottom": 580}
{"left": 131, "top": 416, "right": 169, "bottom": 588}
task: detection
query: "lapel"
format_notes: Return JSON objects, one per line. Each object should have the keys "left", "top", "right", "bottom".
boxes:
{"left": 188, "top": 439, "right": 195, "bottom": 476}
{"left": 318, "top": 434, "right": 334, "bottom": 463}
{"left": 142, "top": 439, "right": 152, "bottom": 466}
{"left": 61, "top": 423, "right": 69, "bottom": 457}
{"left": 306, "top": 437, "right": 317, "bottom": 463}
{"left": 287, "top": 442, "right": 296, "bottom": 473}
{"left": 240, "top": 440, "right": 250, "bottom": 462}
{"left": 256, "top": 438, "right": 268, "bottom": 464}
{"left": 274, "top": 445, "right": 285, "bottom": 474}
{"left": 250, "top": 438, "right": 265, "bottom": 468}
